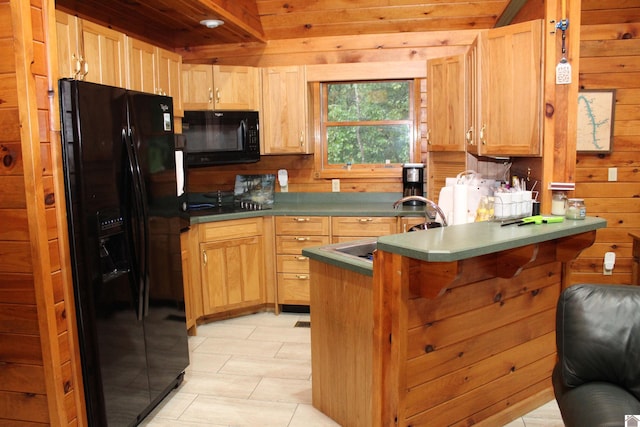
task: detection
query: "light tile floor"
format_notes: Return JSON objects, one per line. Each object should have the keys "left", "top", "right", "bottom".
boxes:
{"left": 141, "top": 311, "right": 564, "bottom": 427}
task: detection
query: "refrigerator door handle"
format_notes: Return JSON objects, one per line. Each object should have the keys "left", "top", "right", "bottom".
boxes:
{"left": 128, "top": 123, "right": 151, "bottom": 318}
{"left": 123, "top": 127, "right": 146, "bottom": 321}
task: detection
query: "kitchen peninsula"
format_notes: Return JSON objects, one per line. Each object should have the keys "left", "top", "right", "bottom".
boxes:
{"left": 303, "top": 217, "right": 606, "bottom": 427}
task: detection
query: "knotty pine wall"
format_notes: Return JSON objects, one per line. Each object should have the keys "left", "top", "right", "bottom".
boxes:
{"left": 0, "top": 0, "right": 83, "bottom": 425}
{"left": 566, "top": 2, "right": 640, "bottom": 286}
{"left": 184, "top": 30, "right": 480, "bottom": 194}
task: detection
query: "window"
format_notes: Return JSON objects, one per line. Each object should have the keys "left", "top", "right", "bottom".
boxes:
{"left": 313, "top": 80, "right": 417, "bottom": 178}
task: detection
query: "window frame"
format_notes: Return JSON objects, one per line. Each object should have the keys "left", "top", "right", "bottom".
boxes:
{"left": 311, "top": 79, "right": 421, "bottom": 179}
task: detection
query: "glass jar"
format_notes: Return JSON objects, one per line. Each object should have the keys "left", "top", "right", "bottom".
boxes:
{"left": 566, "top": 198, "right": 586, "bottom": 220}
{"left": 551, "top": 191, "right": 567, "bottom": 216}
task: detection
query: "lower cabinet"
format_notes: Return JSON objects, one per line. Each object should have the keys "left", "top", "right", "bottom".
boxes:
{"left": 331, "top": 216, "right": 397, "bottom": 243}
{"left": 275, "top": 216, "right": 330, "bottom": 306}
{"left": 187, "top": 218, "right": 267, "bottom": 323}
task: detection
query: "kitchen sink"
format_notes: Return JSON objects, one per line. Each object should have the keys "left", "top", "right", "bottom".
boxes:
{"left": 320, "top": 238, "right": 377, "bottom": 262}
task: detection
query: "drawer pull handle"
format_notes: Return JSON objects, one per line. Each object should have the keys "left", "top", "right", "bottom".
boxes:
{"left": 359, "top": 218, "right": 373, "bottom": 223}
{"left": 296, "top": 256, "right": 308, "bottom": 261}
{"left": 295, "top": 237, "right": 310, "bottom": 241}
{"left": 296, "top": 274, "right": 309, "bottom": 280}
{"left": 294, "top": 217, "right": 310, "bottom": 222}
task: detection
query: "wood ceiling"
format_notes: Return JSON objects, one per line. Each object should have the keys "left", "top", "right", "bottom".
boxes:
{"left": 55, "top": 0, "right": 523, "bottom": 51}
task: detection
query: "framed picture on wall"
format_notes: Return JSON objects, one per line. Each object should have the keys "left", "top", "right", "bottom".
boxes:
{"left": 576, "top": 89, "right": 616, "bottom": 153}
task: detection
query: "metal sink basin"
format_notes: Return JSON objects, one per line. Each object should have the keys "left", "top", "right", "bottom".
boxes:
{"left": 320, "top": 238, "right": 377, "bottom": 263}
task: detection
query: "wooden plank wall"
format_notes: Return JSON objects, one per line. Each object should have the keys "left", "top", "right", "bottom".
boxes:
{"left": 568, "top": 2, "right": 640, "bottom": 286}
{"left": 0, "top": 0, "right": 81, "bottom": 425}
{"left": 184, "top": 30, "right": 479, "bottom": 195}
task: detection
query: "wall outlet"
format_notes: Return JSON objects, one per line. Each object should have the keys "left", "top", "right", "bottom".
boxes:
{"left": 608, "top": 167, "right": 618, "bottom": 181}
{"left": 332, "top": 179, "right": 340, "bottom": 192}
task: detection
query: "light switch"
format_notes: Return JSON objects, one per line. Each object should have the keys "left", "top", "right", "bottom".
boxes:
{"left": 608, "top": 167, "right": 618, "bottom": 181}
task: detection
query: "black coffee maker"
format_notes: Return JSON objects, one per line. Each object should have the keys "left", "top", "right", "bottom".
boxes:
{"left": 402, "top": 163, "right": 425, "bottom": 205}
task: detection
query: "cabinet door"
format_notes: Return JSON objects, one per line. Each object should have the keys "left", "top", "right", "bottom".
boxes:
{"left": 213, "top": 65, "right": 260, "bottom": 110}
{"left": 478, "top": 20, "right": 543, "bottom": 156}
{"left": 182, "top": 64, "right": 213, "bottom": 110}
{"left": 157, "top": 48, "right": 183, "bottom": 117}
{"left": 128, "top": 38, "right": 158, "bottom": 94}
{"left": 261, "top": 66, "right": 310, "bottom": 154}
{"left": 427, "top": 54, "right": 466, "bottom": 151}
{"left": 200, "top": 236, "right": 264, "bottom": 314}
{"left": 465, "top": 39, "right": 479, "bottom": 154}
{"left": 80, "top": 20, "right": 126, "bottom": 87}
{"left": 55, "top": 11, "right": 82, "bottom": 79}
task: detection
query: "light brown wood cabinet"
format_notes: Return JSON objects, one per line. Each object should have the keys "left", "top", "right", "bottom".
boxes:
{"left": 197, "top": 218, "right": 266, "bottom": 316}
{"left": 56, "top": 12, "right": 127, "bottom": 87}
{"left": 181, "top": 64, "right": 260, "bottom": 111}
{"left": 473, "top": 19, "right": 544, "bottom": 156}
{"left": 275, "top": 216, "right": 330, "bottom": 305}
{"left": 261, "top": 65, "right": 311, "bottom": 154}
{"left": 331, "top": 216, "right": 397, "bottom": 243}
{"left": 129, "top": 38, "right": 183, "bottom": 116}
{"left": 426, "top": 54, "right": 466, "bottom": 152}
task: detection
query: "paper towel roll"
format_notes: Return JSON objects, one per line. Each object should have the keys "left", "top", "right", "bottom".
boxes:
{"left": 453, "top": 184, "right": 468, "bottom": 225}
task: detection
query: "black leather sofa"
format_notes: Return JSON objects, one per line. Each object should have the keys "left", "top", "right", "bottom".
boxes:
{"left": 553, "top": 283, "right": 640, "bottom": 427}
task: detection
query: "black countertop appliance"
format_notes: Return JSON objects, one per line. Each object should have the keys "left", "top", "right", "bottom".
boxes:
{"left": 402, "top": 163, "right": 425, "bottom": 206}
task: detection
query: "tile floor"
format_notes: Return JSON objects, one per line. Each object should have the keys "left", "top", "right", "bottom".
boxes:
{"left": 141, "top": 311, "right": 564, "bottom": 427}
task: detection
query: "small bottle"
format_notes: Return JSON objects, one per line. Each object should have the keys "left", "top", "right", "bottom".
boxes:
{"left": 566, "top": 198, "right": 586, "bottom": 220}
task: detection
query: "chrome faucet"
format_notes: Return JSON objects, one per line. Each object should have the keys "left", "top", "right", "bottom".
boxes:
{"left": 393, "top": 196, "right": 448, "bottom": 227}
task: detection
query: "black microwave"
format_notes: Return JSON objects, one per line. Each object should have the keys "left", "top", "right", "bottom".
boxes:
{"left": 182, "top": 110, "right": 260, "bottom": 167}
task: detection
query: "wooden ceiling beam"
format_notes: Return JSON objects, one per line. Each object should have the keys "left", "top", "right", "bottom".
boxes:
{"left": 196, "top": 0, "right": 266, "bottom": 42}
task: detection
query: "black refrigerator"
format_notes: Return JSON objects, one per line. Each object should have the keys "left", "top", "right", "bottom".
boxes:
{"left": 59, "top": 79, "right": 190, "bottom": 426}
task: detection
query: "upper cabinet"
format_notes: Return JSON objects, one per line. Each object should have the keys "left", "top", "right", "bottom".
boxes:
{"left": 56, "top": 11, "right": 126, "bottom": 87}
{"left": 181, "top": 64, "right": 260, "bottom": 111}
{"left": 129, "top": 38, "right": 183, "bottom": 117}
{"left": 261, "top": 65, "right": 311, "bottom": 155}
{"left": 471, "top": 19, "right": 544, "bottom": 157}
{"left": 426, "top": 54, "right": 466, "bottom": 151}
{"left": 56, "top": 12, "right": 183, "bottom": 116}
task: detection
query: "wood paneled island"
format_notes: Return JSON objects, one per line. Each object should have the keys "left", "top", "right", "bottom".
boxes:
{"left": 303, "top": 217, "right": 606, "bottom": 427}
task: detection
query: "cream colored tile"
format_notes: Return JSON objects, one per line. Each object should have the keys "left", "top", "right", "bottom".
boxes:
{"left": 502, "top": 418, "right": 526, "bottom": 427}
{"left": 288, "top": 404, "right": 341, "bottom": 427}
{"left": 179, "top": 394, "right": 296, "bottom": 426}
{"left": 220, "top": 355, "right": 311, "bottom": 379}
{"left": 187, "top": 335, "right": 206, "bottom": 352}
{"left": 249, "top": 325, "right": 311, "bottom": 343}
{"left": 276, "top": 342, "right": 312, "bottom": 360}
{"left": 220, "top": 312, "right": 301, "bottom": 328}
{"left": 194, "top": 322, "right": 256, "bottom": 339}
{"left": 250, "top": 377, "right": 312, "bottom": 404}
{"left": 140, "top": 391, "right": 197, "bottom": 423}
{"left": 193, "top": 336, "right": 283, "bottom": 357}
{"left": 522, "top": 399, "right": 563, "bottom": 420}
{"left": 179, "top": 371, "right": 260, "bottom": 398}
{"left": 186, "top": 352, "right": 230, "bottom": 374}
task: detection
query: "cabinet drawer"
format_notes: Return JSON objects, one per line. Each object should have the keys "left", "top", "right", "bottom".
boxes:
{"left": 199, "top": 218, "right": 262, "bottom": 241}
{"left": 331, "top": 216, "right": 397, "bottom": 237}
{"left": 276, "top": 235, "right": 330, "bottom": 254}
{"left": 277, "top": 273, "right": 310, "bottom": 304}
{"left": 276, "top": 254, "right": 310, "bottom": 273}
{"left": 275, "top": 216, "right": 330, "bottom": 235}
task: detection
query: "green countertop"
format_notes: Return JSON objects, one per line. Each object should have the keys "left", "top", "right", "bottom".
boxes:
{"left": 302, "top": 217, "right": 607, "bottom": 276}
{"left": 188, "top": 192, "right": 432, "bottom": 224}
